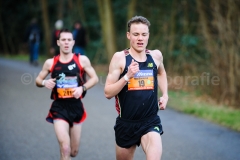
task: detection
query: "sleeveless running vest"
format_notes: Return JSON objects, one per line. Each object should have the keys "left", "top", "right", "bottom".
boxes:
{"left": 115, "top": 49, "right": 159, "bottom": 120}
{"left": 50, "top": 54, "right": 86, "bottom": 100}
{"left": 115, "top": 50, "right": 158, "bottom": 120}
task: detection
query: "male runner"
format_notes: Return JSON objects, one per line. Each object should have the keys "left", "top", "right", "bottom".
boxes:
{"left": 104, "top": 16, "right": 168, "bottom": 160}
{"left": 36, "top": 29, "right": 98, "bottom": 160}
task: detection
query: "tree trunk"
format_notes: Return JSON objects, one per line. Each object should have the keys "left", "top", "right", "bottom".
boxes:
{"left": 97, "top": 0, "right": 117, "bottom": 63}
{"left": 40, "top": 0, "right": 51, "bottom": 56}
{"left": 227, "top": 0, "right": 239, "bottom": 105}
{"left": 182, "top": 0, "right": 189, "bottom": 34}
{"left": 58, "top": 0, "right": 64, "bottom": 20}
{"left": 0, "top": 5, "right": 8, "bottom": 54}
{"left": 97, "top": 0, "right": 106, "bottom": 49}
{"left": 168, "top": 0, "right": 177, "bottom": 52}
{"left": 168, "top": 0, "right": 177, "bottom": 72}
{"left": 76, "top": 0, "right": 86, "bottom": 24}
{"left": 127, "top": 0, "right": 137, "bottom": 23}
{"left": 197, "top": 0, "right": 240, "bottom": 106}
{"left": 197, "top": 0, "right": 223, "bottom": 102}
{"left": 126, "top": 0, "right": 137, "bottom": 48}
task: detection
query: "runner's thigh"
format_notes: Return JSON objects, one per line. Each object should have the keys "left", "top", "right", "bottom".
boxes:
{"left": 116, "top": 144, "right": 136, "bottom": 160}
{"left": 54, "top": 120, "right": 70, "bottom": 144}
{"left": 70, "top": 124, "right": 82, "bottom": 149}
{"left": 141, "top": 132, "right": 162, "bottom": 156}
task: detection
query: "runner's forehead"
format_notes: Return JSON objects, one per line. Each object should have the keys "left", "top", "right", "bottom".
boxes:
{"left": 59, "top": 32, "right": 73, "bottom": 39}
{"left": 129, "top": 23, "right": 149, "bottom": 33}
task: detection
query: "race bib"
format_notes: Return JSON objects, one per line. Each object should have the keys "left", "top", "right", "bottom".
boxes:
{"left": 128, "top": 70, "right": 154, "bottom": 90}
{"left": 56, "top": 75, "right": 78, "bottom": 98}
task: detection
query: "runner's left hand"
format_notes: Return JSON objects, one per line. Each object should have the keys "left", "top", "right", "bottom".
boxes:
{"left": 159, "top": 96, "right": 168, "bottom": 110}
{"left": 72, "top": 87, "right": 83, "bottom": 99}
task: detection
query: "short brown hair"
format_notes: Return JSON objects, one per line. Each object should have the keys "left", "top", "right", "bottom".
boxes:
{"left": 57, "top": 29, "right": 72, "bottom": 40}
{"left": 127, "top": 16, "right": 150, "bottom": 32}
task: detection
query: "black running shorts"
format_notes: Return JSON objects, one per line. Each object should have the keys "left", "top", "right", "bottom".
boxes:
{"left": 114, "top": 115, "right": 163, "bottom": 148}
{"left": 46, "top": 99, "right": 87, "bottom": 127}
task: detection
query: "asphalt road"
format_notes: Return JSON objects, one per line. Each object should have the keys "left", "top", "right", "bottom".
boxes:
{"left": 0, "top": 58, "right": 240, "bottom": 160}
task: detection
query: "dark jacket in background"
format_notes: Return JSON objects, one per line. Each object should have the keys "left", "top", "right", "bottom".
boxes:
{"left": 73, "top": 28, "right": 87, "bottom": 48}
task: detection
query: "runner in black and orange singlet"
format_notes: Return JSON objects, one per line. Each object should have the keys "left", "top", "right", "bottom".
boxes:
{"left": 35, "top": 29, "right": 98, "bottom": 159}
{"left": 104, "top": 16, "right": 168, "bottom": 160}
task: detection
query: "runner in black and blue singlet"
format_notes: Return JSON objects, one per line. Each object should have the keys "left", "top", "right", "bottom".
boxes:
{"left": 114, "top": 49, "right": 163, "bottom": 148}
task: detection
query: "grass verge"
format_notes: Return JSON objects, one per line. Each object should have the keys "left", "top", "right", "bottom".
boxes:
{"left": 0, "top": 54, "right": 48, "bottom": 64}
{"left": 167, "top": 90, "right": 240, "bottom": 132}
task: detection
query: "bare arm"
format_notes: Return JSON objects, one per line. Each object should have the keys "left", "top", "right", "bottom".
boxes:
{"left": 71, "top": 55, "right": 99, "bottom": 99}
{"left": 35, "top": 59, "right": 56, "bottom": 89}
{"left": 104, "top": 52, "right": 126, "bottom": 99}
{"left": 152, "top": 50, "right": 168, "bottom": 110}
{"left": 104, "top": 52, "right": 139, "bottom": 99}
{"left": 73, "top": 56, "right": 98, "bottom": 98}
{"left": 80, "top": 55, "right": 99, "bottom": 90}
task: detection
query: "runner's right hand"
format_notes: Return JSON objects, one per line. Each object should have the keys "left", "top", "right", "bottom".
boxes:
{"left": 44, "top": 78, "right": 56, "bottom": 89}
{"left": 127, "top": 59, "right": 139, "bottom": 78}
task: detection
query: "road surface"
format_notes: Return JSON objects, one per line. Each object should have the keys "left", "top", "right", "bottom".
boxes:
{"left": 0, "top": 58, "right": 240, "bottom": 160}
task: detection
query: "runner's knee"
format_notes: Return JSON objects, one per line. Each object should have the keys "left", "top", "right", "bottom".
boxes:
{"left": 70, "top": 149, "right": 78, "bottom": 157}
{"left": 60, "top": 144, "right": 71, "bottom": 157}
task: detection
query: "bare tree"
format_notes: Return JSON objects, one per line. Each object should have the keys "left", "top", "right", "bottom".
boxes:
{"left": 0, "top": 2, "right": 8, "bottom": 54}
{"left": 40, "top": 0, "right": 51, "bottom": 56}
{"left": 197, "top": 0, "right": 240, "bottom": 106}
{"left": 97, "top": 0, "right": 117, "bottom": 62}
{"left": 76, "top": 0, "right": 86, "bottom": 23}
{"left": 58, "top": 0, "right": 64, "bottom": 20}
{"left": 126, "top": 0, "right": 137, "bottom": 48}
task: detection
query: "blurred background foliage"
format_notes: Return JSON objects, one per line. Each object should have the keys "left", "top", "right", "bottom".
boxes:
{"left": 0, "top": 0, "right": 239, "bottom": 107}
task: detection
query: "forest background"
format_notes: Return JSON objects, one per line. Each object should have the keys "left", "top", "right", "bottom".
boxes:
{"left": 0, "top": 0, "right": 239, "bottom": 129}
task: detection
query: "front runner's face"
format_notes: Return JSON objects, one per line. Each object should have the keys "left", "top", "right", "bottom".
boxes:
{"left": 127, "top": 23, "right": 149, "bottom": 53}
{"left": 57, "top": 32, "right": 75, "bottom": 54}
